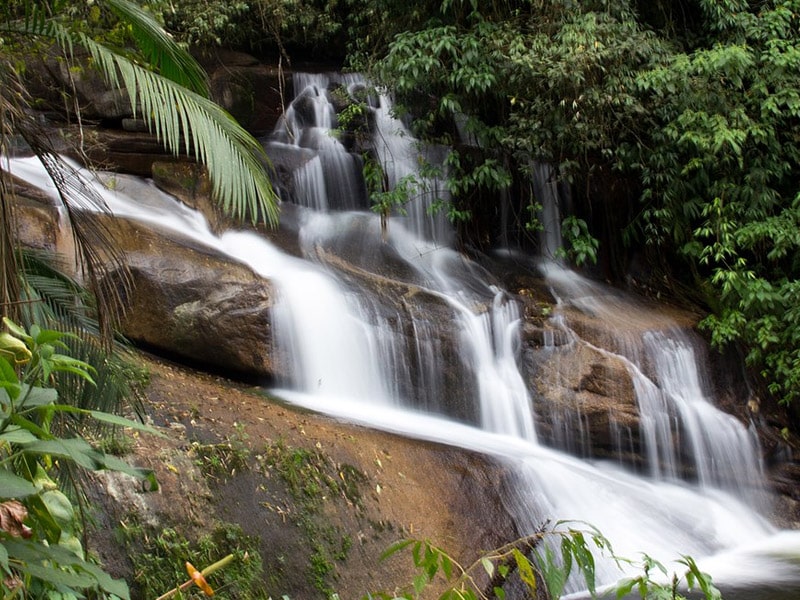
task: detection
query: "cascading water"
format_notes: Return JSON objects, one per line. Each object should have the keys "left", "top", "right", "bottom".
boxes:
{"left": 7, "top": 71, "right": 800, "bottom": 598}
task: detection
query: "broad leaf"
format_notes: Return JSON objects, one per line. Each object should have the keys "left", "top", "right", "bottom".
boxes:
{"left": 0, "top": 425, "right": 39, "bottom": 444}
{"left": 88, "top": 409, "right": 167, "bottom": 437}
{"left": 17, "top": 384, "right": 58, "bottom": 408}
{"left": 22, "top": 438, "right": 102, "bottom": 470}
{"left": 0, "top": 470, "right": 38, "bottom": 499}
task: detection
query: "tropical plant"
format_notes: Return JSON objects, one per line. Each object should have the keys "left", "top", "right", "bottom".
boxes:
{"left": 374, "top": 521, "right": 723, "bottom": 600}
{"left": 0, "top": 2, "right": 283, "bottom": 594}
{"left": 0, "top": 0, "right": 279, "bottom": 334}
{"left": 368, "top": 1, "right": 660, "bottom": 256}
{"left": 364, "top": 0, "right": 800, "bottom": 420}
{"left": 0, "top": 317, "right": 161, "bottom": 598}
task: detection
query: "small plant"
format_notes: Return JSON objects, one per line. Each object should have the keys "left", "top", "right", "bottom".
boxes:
{"left": 123, "top": 522, "right": 266, "bottom": 599}
{"left": 191, "top": 439, "right": 250, "bottom": 480}
{"left": 259, "top": 440, "right": 367, "bottom": 595}
{"left": 0, "top": 317, "right": 160, "bottom": 599}
{"left": 372, "top": 520, "right": 723, "bottom": 600}
{"left": 560, "top": 215, "right": 600, "bottom": 267}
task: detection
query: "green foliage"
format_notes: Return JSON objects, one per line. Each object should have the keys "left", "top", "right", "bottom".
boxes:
{"left": 628, "top": 0, "right": 800, "bottom": 406}
{"left": 560, "top": 216, "right": 600, "bottom": 266}
{"left": 370, "top": 1, "right": 664, "bottom": 252}
{"left": 159, "top": 0, "right": 252, "bottom": 48}
{"left": 121, "top": 523, "right": 266, "bottom": 599}
{"left": 191, "top": 426, "right": 250, "bottom": 481}
{"left": 367, "top": 0, "right": 800, "bottom": 412}
{"left": 2, "top": 0, "right": 279, "bottom": 231}
{"left": 372, "top": 521, "right": 722, "bottom": 600}
{"left": 0, "top": 318, "right": 161, "bottom": 599}
{"left": 615, "top": 554, "right": 722, "bottom": 600}
{"left": 158, "top": 0, "right": 345, "bottom": 55}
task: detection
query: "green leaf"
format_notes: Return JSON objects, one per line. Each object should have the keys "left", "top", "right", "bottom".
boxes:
{"left": 512, "top": 548, "right": 537, "bottom": 595}
{"left": 88, "top": 410, "right": 167, "bottom": 437}
{"left": 30, "top": 328, "right": 68, "bottom": 347}
{"left": 22, "top": 561, "right": 95, "bottom": 589}
{"left": 17, "top": 384, "right": 58, "bottom": 408}
{"left": 0, "top": 357, "right": 21, "bottom": 400}
{"left": 40, "top": 488, "right": 76, "bottom": 534}
{"left": 3, "top": 537, "right": 129, "bottom": 597}
{"left": 480, "top": 556, "right": 494, "bottom": 577}
{"left": 0, "top": 333, "right": 32, "bottom": 365}
{"left": 440, "top": 552, "right": 453, "bottom": 579}
{"left": 0, "top": 425, "right": 39, "bottom": 444}
{"left": 2, "top": 318, "right": 31, "bottom": 343}
{"left": 99, "top": 453, "right": 160, "bottom": 491}
{"left": 380, "top": 539, "right": 415, "bottom": 561}
{"left": 22, "top": 438, "right": 102, "bottom": 470}
{"left": 614, "top": 577, "right": 638, "bottom": 598}
{"left": 0, "top": 469, "right": 39, "bottom": 498}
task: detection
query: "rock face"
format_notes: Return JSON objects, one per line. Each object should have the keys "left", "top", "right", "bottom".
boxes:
{"left": 96, "top": 216, "right": 282, "bottom": 379}
{"left": 86, "top": 355, "right": 520, "bottom": 600}
{"left": 527, "top": 337, "right": 642, "bottom": 463}
{"left": 22, "top": 46, "right": 132, "bottom": 122}
{"left": 196, "top": 48, "right": 286, "bottom": 136}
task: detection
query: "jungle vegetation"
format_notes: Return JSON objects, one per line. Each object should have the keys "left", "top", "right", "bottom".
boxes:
{"left": 0, "top": 0, "right": 798, "bottom": 596}
{"left": 155, "top": 0, "right": 800, "bottom": 419}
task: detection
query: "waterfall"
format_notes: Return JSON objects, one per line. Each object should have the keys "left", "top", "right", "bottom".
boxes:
{"left": 371, "top": 92, "right": 453, "bottom": 245}
{"left": 8, "top": 70, "right": 800, "bottom": 599}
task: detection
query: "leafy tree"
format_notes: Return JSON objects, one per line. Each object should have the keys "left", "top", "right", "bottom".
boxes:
{"left": 627, "top": 0, "right": 800, "bottom": 408}
{"left": 369, "top": 1, "right": 663, "bottom": 259}
{"left": 156, "top": 0, "right": 349, "bottom": 59}
{"left": 362, "top": 0, "right": 800, "bottom": 418}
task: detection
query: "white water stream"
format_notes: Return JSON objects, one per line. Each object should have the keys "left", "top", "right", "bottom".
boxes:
{"left": 6, "top": 73, "right": 800, "bottom": 598}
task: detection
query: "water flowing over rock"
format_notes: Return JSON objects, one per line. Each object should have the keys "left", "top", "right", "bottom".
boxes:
{"left": 7, "top": 63, "right": 800, "bottom": 599}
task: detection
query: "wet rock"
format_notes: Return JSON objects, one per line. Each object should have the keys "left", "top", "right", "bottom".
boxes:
{"left": 97, "top": 216, "right": 282, "bottom": 380}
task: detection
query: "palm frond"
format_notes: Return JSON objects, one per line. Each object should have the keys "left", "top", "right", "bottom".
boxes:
{"left": 28, "top": 151, "right": 133, "bottom": 339}
{"left": 7, "top": 3, "right": 279, "bottom": 226}
{"left": 1, "top": 60, "right": 30, "bottom": 318}
{"left": 20, "top": 249, "right": 147, "bottom": 421}
{"left": 19, "top": 248, "right": 98, "bottom": 332}
{"left": 79, "top": 29, "right": 280, "bottom": 225}
{"left": 104, "top": 0, "right": 209, "bottom": 96}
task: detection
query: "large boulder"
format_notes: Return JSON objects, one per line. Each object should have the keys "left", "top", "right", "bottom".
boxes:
{"left": 525, "top": 333, "right": 642, "bottom": 464}
{"left": 98, "top": 216, "right": 282, "bottom": 380}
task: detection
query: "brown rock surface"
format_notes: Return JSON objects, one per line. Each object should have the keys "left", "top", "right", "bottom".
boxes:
{"left": 86, "top": 352, "right": 518, "bottom": 599}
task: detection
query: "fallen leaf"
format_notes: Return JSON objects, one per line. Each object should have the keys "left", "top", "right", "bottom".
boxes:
{"left": 0, "top": 500, "right": 33, "bottom": 538}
